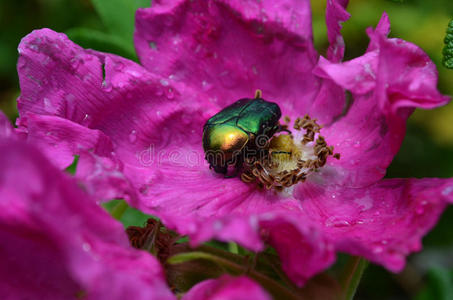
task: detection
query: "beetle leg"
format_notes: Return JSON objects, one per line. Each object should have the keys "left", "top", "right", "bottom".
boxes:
{"left": 276, "top": 124, "right": 291, "bottom": 134}
{"left": 224, "top": 154, "right": 244, "bottom": 178}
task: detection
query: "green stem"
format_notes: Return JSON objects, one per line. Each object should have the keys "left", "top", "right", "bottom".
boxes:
{"left": 339, "top": 256, "right": 368, "bottom": 300}
{"left": 168, "top": 249, "right": 302, "bottom": 300}
{"left": 110, "top": 200, "right": 128, "bottom": 220}
{"left": 228, "top": 242, "right": 239, "bottom": 254}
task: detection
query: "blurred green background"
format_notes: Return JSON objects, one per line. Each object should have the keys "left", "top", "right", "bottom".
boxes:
{"left": 0, "top": 0, "right": 452, "bottom": 299}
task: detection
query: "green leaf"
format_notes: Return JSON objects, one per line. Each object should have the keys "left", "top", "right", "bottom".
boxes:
{"left": 416, "top": 267, "right": 453, "bottom": 300}
{"left": 109, "top": 200, "right": 129, "bottom": 220}
{"left": 90, "top": 0, "right": 150, "bottom": 43}
{"left": 102, "top": 199, "right": 155, "bottom": 227}
{"left": 65, "top": 155, "right": 79, "bottom": 175}
{"left": 65, "top": 27, "right": 137, "bottom": 61}
{"left": 442, "top": 19, "right": 453, "bottom": 69}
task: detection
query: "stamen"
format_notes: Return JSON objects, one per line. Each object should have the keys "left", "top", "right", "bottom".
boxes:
{"left": 126, "top": 219, "right": 176, "bottom": 262}
{"left": 241, "top": 114, "right": 339, "bottom": 190}
{"left": 254, "top": 89, "right": 263, "bottom": 99}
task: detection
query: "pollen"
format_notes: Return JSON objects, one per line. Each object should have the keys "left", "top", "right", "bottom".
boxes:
{"left": 241, "top": 114, "right": 340, "bottom": 191}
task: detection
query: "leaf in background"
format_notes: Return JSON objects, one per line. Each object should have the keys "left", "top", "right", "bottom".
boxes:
{"left": 416, "top": 267, "right": 453, "bottom": 300}
{"left": 90, "top": 0, "right": 150, "bottom": 43}
{"left": 65, "top": 27, "right": 137, "bottom": 61}
{"left": 443, "top": 19, "right": 453, "bottom": 69}
{"left": 102, "top": 199, "right": 155, "bottom": 228}
{"left": 65, "top": 155, "right": 79, "bottom": 175}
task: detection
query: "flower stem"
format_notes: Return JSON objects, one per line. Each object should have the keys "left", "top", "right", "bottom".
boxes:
{"left": 168, "top": 248, "right": 301, "bottom": 300}
{"left": 228, "top": 242, "right": 239, "bottom": 254}
{"left": 339, "top": 256, "right": 368, "bottom": 300}
{"left": 110, "top": 200, "right": 128, "bottom": 220}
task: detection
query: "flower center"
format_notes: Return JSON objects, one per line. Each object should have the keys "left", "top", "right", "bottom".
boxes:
{"left": 241, "top": 115, "right": 340, "bottom": 191}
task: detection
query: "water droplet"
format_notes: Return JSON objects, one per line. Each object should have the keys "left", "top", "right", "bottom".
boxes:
{"left": 83, "top": 74, "right": 92, "bottom": 82}
{"left": 213, "top": 221, "right": 223, "bottom": 231}
{"left": 113, "top": 62, "right": 125, "bottom": 72}
{"left": 442, "top": 186, "right": 453, "bottom": 196}
{"left": 325, "top": 217, "right": 350, "bottom": 227}
{"left": 166, "top": 88, "right": 175, "bottom": 99}
{"left": 353, "top": 141, "right": 361, "bottom": 148}
{"left": 129, "top": 130, "right": 137, "bottom": 143}
{"left": 373, "top": 246, "right": 383, "bottom": 254}
{"left": 149, "top": 41, "right": 157, "bottom": 50}
{"left": 139, "top": 184, "right": 149, "bottom": 195}
{"left": 82, "top": 243, "right": 91, "bottom": 252}
{"left": 415, "top": 202, "right": 427, "bottom": 215}
{"left": 82, "top": 114, "right": 91, "bottom": 125}
{"left": 201, "top": 80, "right": 212, "bottom": 91}
{"left": 160, "top": 79, "right": 169, "bottom": 86}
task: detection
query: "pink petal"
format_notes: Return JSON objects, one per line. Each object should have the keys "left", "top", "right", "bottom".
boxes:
{"left": 16, "top": 113, "right": 136, "bottom": 202}
{"left": 16, "top": 29, "right": 219, "bottom": 202}
{"left": 134, "top": 0, "right": 320, "bottom": 115}
{"left": 0, "top": 138, "right": 174, "bottom": 299}
{"left": 17, "top": 113, "right": 114, "bottom": 169}
{"left": 296, "top": 177, "right": 453, "bottom": 272}
{"left": 325, "top": 0, "right": 350, "bottom": 62}
{"left": 315, "top": 13, "right": 450, "bottom": 187}
{"left": 309, "top": 0, "right": 350, "bottom": 125}
{"left": 0, "top": 111, "right": 14, "bottom": 138}
{"left": 182, "top": 275, "right": 271, "bottom": 300}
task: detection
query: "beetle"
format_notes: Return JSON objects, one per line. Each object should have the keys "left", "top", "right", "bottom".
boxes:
{"left": 202, "top": 90, "right": 283, "bottom": 176}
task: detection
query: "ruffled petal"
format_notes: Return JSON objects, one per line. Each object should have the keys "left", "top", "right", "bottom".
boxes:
{"left": 135, "top": 0, "right": 320, "bottom": 115}
{"left": 296, "top": 177, "right": 453, "bottom": 272}
{"left": 182, "top": 275, "right": 271, "bottom": 300}
{"left": 314, "top": 13, "right": 450, "bottom": 187}
{"left": 308, "top": 1, "right": 350, "bottom": 125}
{"left": 325, "top": 0, "right": 350, "bottom": 62}
{"left": 17, "top": 113, "right": 114, "bottom": 169}
{"left": 16, "top": 29, "right": 220, "bottom": 202}
{"left": 0, "top": 138, "right": 174, "bottom": 300}
{"left": 16, "top": 113, "right": 137, "bottom": 202}
{"left": 0, "top": 111, "right": 14, "bottom": 138}
{"left": 17, "top": 29, "right": 215, "bottom": 124}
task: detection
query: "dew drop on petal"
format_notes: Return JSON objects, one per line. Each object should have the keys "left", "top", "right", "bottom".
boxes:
{"left": 82, "top": 243, "right": 91, "bottom": 252}
{"left": 325, "top": 217, "right": 350, "bottom": 228}
{"left": 213, "top": 220, "right": 223, "bottom": 231}
{"left": 442, "top": 186, "right": 453, "bottom": 196}
{"left": 373, "top": 246, "right": 383, "bottom": 254}
{"left": 166, "top": 88, "right": 175, "bottom": 99}
{"left": 82, "top": 114, "right": 91, "bottom": 125}
{"left": 129, "top": 130, "right": 137, "bottom": 143}
{"left": 149, "top": 41, "right": 157, "bottom": 50}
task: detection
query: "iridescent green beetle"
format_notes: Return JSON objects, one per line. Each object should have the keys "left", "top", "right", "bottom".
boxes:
{"left": 202, "top": 90, "right": 282, "bottom": 175}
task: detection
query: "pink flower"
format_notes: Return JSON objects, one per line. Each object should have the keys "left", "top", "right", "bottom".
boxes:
{"left": 15, "top": 0, "right": 453, "bottom": 286}
{"left": 181, "top": 275, "right": 271, "bottom": 300}
{"left": 0, "top": 117, "right": 175, "bottom": 300}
